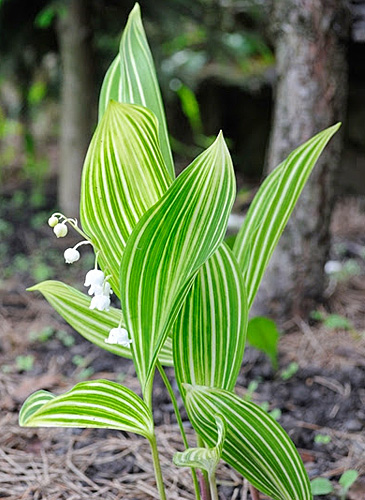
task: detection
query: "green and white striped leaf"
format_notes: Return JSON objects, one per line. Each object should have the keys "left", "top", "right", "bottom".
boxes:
{"left": 173, "top": 414, "right": 226, "bottom": 476}
{"left": 19, "top": 380, "right": 154, "bottom": 440}
{"left": 80, "top": 101, "right": 172, "bottom": 294}
{"left": 120, "top": 3, "right": 174, "bottom": 178}
{"left": 185, "top": 385, "right": 312, "bottom": 500}
{"left": 28, "top": 280, "right": 173, "bottom": 366}
{"left": 98, "top": 54, "right": 122, "bottom": 121}
{"left": 233, "top": 124, "right": 340, "bottom": 308}
{"left": 120, "top": 132, "right": 236, "bottom": 394}
{"left": 173, "top": 242, "right": 247, "bottom": 393}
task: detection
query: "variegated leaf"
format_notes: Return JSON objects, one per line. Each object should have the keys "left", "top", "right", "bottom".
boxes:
{"left": 19, "top": 380, "right": 154, "bottom": 440}
{"left": 28, "top": 280, "right": 173, "bottom": 366}
{"left": 173, "top": 415, "right": 226, "bottom": 477}
{"left": 80, "top": 101, "right": 172, "bottom": 294}
{"left": 185, "top": 385, "right": 312, "bottom": 500}
{"left": 120, "top": 132, "right": 236, "bottom": 395}
{"left": 98, "top": 54, "right": 122, "bottom": 121}
{"left": 173, "top": 242, "right": 247, "bottom": 393}
{"left": 120, "top": 3, "right": 174, "bottom": 178}
{"left": 233, "top": 123, "right": 340, "bottom": 308}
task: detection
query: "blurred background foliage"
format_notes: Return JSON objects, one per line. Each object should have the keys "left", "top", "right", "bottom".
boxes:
{"left": 0, "top": 0, "right": 273, "bottom": 198}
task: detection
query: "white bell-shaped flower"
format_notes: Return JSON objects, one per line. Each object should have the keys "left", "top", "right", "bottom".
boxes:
{"left": 84, "top": 269, "right": 105, "bottom": 295}
{"left": 89, "top": 294, "right": 110, "bottom": 311}
{"left": 105, "top": 327, "right": 132, "bottom": 347}
{"left": 48, "top": 215, "right": 59, "bottom": 228}
{"left": 64, "top": 247, "right": 80, "bottom": 264}
{"left": 53, "top": 222, "right": 68, "bottom": 238}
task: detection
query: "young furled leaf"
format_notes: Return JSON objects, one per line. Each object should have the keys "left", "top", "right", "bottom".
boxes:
{"left": 120, "top": 3, "right": 174, "bottom": 178}
{"left": 98, "top": 54, "right": 122, "bottom": 121}
{"left": 185, "top": 385, "right": 312, "bottom": 500}
{"left": 233, "top": 123, "right": 340, "bottom": 308}
{"left": 120, "top": 132, "right": 236, "bottom": 397}
{"left": 173, "top": 415, "right": 226, "bottom": 477}
{"left": 20, "top": 380, "right": 154, "bottom": 440}
{"left": 98, "top": 4, "right": 174, "bottom": 178}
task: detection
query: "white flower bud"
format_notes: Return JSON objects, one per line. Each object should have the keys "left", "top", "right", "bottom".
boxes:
{"left": 84, "top": 269, "right": 105, "bottom": 295}
{"left": 64, "top": 247, "right": 80, "bottom": 264}
{"left": 89, "top": 294, "right": 110, "bottom": 311}
{"left": 105, "top": 327, "right": 132, "bottom": 347}
{"left": 48, "top": 215, "right": 59, "bottom": 227}
{"left": 53, "top": 223, "right": 68, "bottom": 238}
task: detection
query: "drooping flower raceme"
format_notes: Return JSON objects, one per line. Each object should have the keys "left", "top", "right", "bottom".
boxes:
{"left": 105, "top": 327, "right": 132, "bottom": 347}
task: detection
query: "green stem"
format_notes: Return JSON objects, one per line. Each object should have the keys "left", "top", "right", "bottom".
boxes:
{"left": 208, "top": 472, "right": 219, "bottom": 500}
{"left": 149, "top": 434, "right": 167, "bottom": 500}
{"left": 157, "top": 362, "right": 201, "bottom": 500}
{"left": 197, "top": 435, "right": 211, "bottom": 496}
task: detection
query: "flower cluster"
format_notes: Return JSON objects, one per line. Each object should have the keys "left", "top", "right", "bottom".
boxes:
{"left": 48, "top": 212, "right": 132, "bottom": 348}
{"left": 84, "top": 269, "right": 112, "bottom": 312}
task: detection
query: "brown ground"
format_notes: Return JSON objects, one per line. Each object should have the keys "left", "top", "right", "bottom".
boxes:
{"left": 0, "top": 196, "right": 364, "bottom": 499}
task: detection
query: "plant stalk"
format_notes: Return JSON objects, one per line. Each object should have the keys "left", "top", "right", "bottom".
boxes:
{"left": 157, "top": 362, "right": 201, "bottom": 500}
{"left": 249, "top": 484, "right": 260, "bottom": 500}
{"left": 197, "top": 435, "right": 211, "bottom": 498}
{"left": 149, "top": 434, "right": 167, "bottom": 500}
{"left": 208, "top": 472, "right": 219, "bottom": 500}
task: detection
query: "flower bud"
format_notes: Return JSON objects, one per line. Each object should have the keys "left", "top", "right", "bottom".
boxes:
{"left": 89, "top": 294, "right": 110, "bottom": 312}
{"left": 53, "top": 223, "right": 68, "bottom": 238}
{"left": 48, "top": 215, "right": 59, "bottom": 227}
{"left": 64, "top": 247, "right": 80, "bottom": 264}
{"left": 105, "top": 327, "right": 132, "bottom": 347}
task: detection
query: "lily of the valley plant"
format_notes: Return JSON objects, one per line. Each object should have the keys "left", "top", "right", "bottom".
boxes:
{"left": 19, "top": 4, "right": 340, "bottom": 500}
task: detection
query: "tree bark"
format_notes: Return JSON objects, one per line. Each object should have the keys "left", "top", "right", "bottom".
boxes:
{"left": 57, "top": 0, "right": 95, "bottom": 216}
{"left": 252, "top": 0, "right": 350, "bottom": 320}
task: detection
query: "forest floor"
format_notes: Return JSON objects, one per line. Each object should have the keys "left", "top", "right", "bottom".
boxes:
{"left": 0, "top": 190, "right": 364, "bottom": 500}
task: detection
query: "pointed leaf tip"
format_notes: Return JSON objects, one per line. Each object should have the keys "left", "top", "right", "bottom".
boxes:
{"left": 131, "top": 2, "right": 141, "bottom": 15}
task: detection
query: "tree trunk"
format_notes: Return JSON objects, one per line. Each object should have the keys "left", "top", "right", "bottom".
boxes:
{"left": 251, "top": 0, "right": 350, "bottom": 320}
{"left": 57, "top": 0, "right": 95, "bottom": 216}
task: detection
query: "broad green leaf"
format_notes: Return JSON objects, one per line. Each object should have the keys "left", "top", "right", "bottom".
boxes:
{"left": 233, "top": 124, "right": 341, "bottom": 308}
{"left": 19, "top": 380, "right": 154, "bottom": 440}
{"left": 98, "top": 54, "right": 122, "bottom": 121}
{"left": 247, "top": 316, "right": 280, "bottom": 369}
{"left": 120, "top": 3, "right": 174, "bottom": 178}
{"left": 339, "top": 470, "right": 358, "bottom": 490}
{"left": 173, "top": 415, "right": 226, "bottom": 477}
{"left": 173, "top": 243, "right": 247, "bottom": 393}
{"left": 80, "top": 101, "right": 172, "bottom": 294}
{"left": 310, "top": 478, "right": 333, "bottom": 495}
{"left": 28, "top": 280, "right": 173, "bottom": 366}
{"left": 185, "top": 385, "right": 312, "bottom": 500}
{"left": 120, "top": 132, "right": 236, "bottom": 394}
